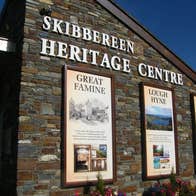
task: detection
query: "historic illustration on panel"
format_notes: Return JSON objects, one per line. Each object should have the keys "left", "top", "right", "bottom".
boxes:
{"left": 69, "top": 98, "right": 109, "bottom": 125}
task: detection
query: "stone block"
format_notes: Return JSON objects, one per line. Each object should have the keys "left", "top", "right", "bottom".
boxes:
{"left": 18, "top": 171, "right": 33, "bottom": 181}
{"left": 17, "top": 158, "right": 37, "bottom": 170}
{"left": 121, "top": 185, "right": 137, "bottom": 193}
{"left": 18, "top": 144, "right": 40, "bottom": 158}
{"left": 38, "top": 154, "right": 58, "bottom": 162}
{"left": 38, "top": 0, "right": 53, "bottom": 4}
{"left": 40, "top": 103, "right": 55, "bottom": 115}
{"left": 37, "top": 161, "right": 60, "bottom": 170}
{"left": 19, "top": 116, "right": 31, "bottom": 122}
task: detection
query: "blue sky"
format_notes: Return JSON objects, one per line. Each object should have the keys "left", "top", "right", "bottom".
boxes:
{"left": 115, "top": 0, "right": 196, "bottom": 71}
{"left": 146, "top": 106, "right": 172, "bottom": 117}
{"left": 0, "top": 0, "right": 195, "bottom": 71}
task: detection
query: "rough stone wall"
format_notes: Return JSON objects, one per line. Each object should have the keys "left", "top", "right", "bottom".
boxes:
{"left": 17, "top": 0, "right": 196, "bottom": 195}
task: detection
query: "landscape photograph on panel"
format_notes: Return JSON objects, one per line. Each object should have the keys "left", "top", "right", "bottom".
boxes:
{"left": 146, "top": 106, "right": 173, "bottom": 131}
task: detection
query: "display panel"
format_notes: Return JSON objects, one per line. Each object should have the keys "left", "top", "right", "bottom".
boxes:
{"left": 63, "top": 66, "right": 115, "bottom": 187}
{"left": 191, "top": 94, "right": 196, "bottom": 174}
{"left": 141, "top": 84, "right": 178, "bottom": 179}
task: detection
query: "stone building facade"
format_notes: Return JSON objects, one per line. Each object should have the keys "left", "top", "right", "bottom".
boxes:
{"left": 0, "top": 0, "right": 196, "bottom": 195}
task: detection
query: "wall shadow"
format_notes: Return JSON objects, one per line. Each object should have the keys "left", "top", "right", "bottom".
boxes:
{"left": 0, "top": 0, "right": 25, "bottom": 195}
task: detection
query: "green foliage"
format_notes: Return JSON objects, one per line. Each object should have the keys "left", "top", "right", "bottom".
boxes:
{"left": 169, "top": 168, "right": 177, "bottom": 192}
{"left": 96, "top": 172, "right": 105, "bottom": 196}
{"left": 96, "top": 150, "right": 106, "bottom": 158}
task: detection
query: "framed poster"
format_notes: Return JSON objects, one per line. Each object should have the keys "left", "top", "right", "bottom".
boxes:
{"left": 63, "top": 66, "right": 115, "bottom": 187}
{"left": 141, "top": 83, "right": 178, "bottom": 179}
{"left": 191, "top": 93, "right": 196, "bottom": 174}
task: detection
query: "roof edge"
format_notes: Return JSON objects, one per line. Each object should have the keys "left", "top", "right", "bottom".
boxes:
{"left": 96, "top": 0, "right": 196, "bottom": 83}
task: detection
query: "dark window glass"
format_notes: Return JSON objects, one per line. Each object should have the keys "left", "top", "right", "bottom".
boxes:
{"left": 0, "top": 0, "right": 6, "bottom": 18}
